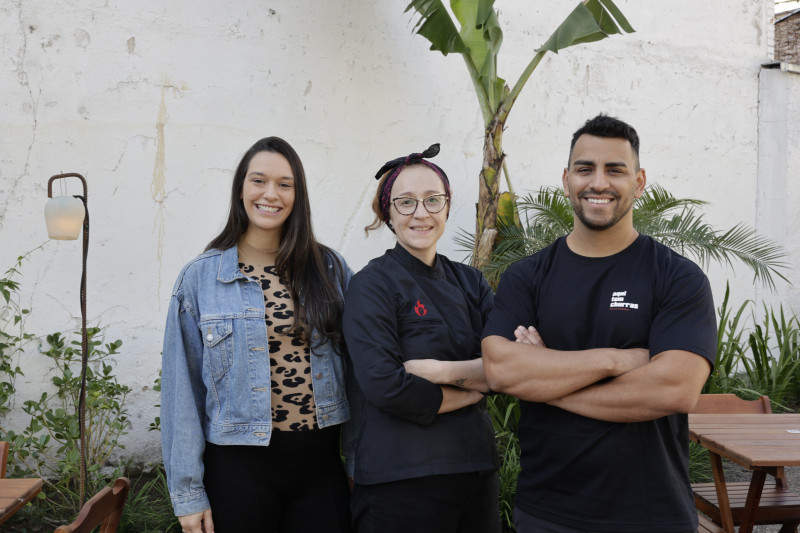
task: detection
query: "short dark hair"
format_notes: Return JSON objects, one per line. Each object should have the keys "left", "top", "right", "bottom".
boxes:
{"left": 568, "top": 114, "right": 640, "bottom": 169}
{"left": 206, "top": 137, "right": 347, "bottom": 353}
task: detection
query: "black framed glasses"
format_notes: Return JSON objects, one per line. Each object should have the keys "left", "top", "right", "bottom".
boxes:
{"left": 391, "top": 194, "right": 449, "bottom": 215}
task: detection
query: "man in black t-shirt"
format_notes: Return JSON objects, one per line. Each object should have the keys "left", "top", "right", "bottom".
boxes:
{"left": 482, "top": 114, "right": 716, "bottom": 532}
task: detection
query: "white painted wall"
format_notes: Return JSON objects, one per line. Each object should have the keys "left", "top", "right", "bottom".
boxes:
{"left": 0, "top": 0, "right": 787, "bottom": 465}
{"left": 757, "top": 64, "right": 800, "bottom": 314}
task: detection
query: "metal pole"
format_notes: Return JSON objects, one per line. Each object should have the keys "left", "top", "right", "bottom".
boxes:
{"left": 47, "top": 173, "right": 88, "bottom": 507}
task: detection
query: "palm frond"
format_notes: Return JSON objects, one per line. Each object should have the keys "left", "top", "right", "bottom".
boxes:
{"left": 478, "top": 204, "right": 569, "bottom": 285}
{"left": 516, "top": 187, "right": 574, "bottom": 235}
{"left": 636, "top": 208, "right": 789, "bottom": 290}
{"left": 454, "top": 227, "right": 477, "bottom": 261}
{"left": 708, "top": 224, "right": 790, "bottom": 290}
{"left": 632, "top": 184, "right": 706, "bottom": 225}
{"left": 473, "top": 185, "right": 789, "bottom": 291}
{"left": 635, "top": 206, "right": 720, "bottom": 262}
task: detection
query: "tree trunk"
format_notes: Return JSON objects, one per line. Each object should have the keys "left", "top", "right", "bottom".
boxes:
{"left": 472, "top": 118, "right": 505, "bottom": 268}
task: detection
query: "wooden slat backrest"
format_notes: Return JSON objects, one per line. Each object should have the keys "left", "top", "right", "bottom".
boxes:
{"left": 0, "top": 442, "right": 8, "bottom": 479}
{"left": 691, "top": 394, "right": 772, "bottom": 415}
{"left": 54, "top": 477, "right": 131, "bottom": 533}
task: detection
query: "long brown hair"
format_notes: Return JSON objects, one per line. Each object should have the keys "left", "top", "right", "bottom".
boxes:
{"left": 206, "top": 137, "right": 346, "bottom": 352}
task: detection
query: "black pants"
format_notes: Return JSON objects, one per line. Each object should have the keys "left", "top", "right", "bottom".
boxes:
{"left": 513, "top": 508, "right": 697, "bottom": 533}
{"left": 351, "top": 470, "right": 501, "bottom": 533}
{"left": 203, "top": 426, "right": 352, "bottom": 533}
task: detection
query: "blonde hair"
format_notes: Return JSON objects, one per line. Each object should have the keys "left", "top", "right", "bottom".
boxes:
{"left": 365, "top": 172, "right": 390, "bottom": 235}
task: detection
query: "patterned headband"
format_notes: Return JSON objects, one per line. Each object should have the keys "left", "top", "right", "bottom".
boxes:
{"left": 374, "top": 143, "right": 451, "bottom": 223}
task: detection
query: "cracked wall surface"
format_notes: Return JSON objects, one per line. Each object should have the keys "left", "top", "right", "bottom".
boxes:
{"left": 0, "top": 0, "right": 790, "bottom": 464}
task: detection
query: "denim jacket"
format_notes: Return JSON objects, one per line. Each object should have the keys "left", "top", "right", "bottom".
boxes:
{"left": 160, "top": 245, "right": 353, "bottom": 517}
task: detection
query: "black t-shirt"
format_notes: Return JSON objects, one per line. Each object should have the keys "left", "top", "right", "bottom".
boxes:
{"left": 483, "top": 235, "right": 716, "bottom": 532}
{"left": 344, "top": 244, "right": 498, "bottom": 485}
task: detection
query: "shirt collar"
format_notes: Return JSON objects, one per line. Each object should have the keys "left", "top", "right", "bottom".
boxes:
{"left": 390, "top": 243, "right": 445, "bottom": 279}
{"left": 217, "top": 245, "right": 248, "bottom": 282}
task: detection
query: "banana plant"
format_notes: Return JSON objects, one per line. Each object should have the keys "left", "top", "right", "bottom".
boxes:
{"left": 405, "top": 0, "right": 635, "bottom": 267}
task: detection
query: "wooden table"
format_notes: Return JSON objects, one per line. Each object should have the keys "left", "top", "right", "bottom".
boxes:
{"left": 689, "top": 413, "right": 800, "bottom": 533}
{"left": 0, "top": 478, "right": 43, "bottom": 525}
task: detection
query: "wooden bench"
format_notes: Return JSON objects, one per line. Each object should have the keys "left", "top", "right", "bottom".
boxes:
{"left": 694, "top": 482, "right": 800, "bottom": 525}
{"left": 54, "top": 477, "right": 131, "bottom": 533}
{"left": 697, "top": 512, "right": 726, "bottom": 533}
{"left": 0, "top": 442, "right": 8, "bottom": 479}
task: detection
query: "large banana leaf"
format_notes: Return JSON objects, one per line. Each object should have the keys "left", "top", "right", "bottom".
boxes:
{"left": 406, "top": 0, "right": 635, "bottom": 122}
{"left": 507, "top": 0, "right": 634, "bottom": 114}
{"left": 405, "top": 0, "right": 469, "bottom": 55}
{"left": 537, "top": 0, "right": 635, "bottom": 54}
{"left": 405, "top": 0, "right": 504, "bottom": 118}
{"left": 452, "top": 0, "right": 505, "bottom": 111}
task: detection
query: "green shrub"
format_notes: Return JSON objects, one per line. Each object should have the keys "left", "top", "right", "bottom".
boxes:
{"left": 487, "top": 393, "right": 520, "bottom": 532}
{"left": 0, "top": 251, "right": 177, "bottom": 530}
{"left": 0, "top": 252, "right": 38, "bottom": 417}
{"left": 703, "top": 283, "right": 748, "bottom": 394}
{"left": 2, "top": 328, "right": 130, "bottom": 525}
{"left": 117, "top": 466, "right": 181, "bottom": 533}
{"left": 742, "top": 306, "right": 800, "bottom": 408}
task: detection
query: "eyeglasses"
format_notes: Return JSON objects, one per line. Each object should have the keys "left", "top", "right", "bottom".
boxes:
{"left": 391, "top": 194, "right": 449, "bottom": 215}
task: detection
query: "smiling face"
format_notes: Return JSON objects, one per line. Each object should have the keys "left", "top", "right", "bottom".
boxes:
{"left": 388, "top": 165, "right": 449, "bottom": 266}
{"left": 241, "top": 150, "right": 295, "bottom": 243}
{"left": 563, "top": 134, "right": 646, "bottom": 233}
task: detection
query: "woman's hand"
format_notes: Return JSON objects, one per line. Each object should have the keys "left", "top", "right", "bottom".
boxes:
{"left": 179, "top": 509, "right": 214, "bottom": 533}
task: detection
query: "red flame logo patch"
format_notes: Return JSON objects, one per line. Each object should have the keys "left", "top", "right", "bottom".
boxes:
{"left": 414, "top": 300, "right": 427, "bottom": 316}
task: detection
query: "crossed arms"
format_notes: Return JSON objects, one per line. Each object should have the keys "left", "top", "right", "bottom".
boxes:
{"left": 482, "top": 326, "right": 712, "bottom": 423}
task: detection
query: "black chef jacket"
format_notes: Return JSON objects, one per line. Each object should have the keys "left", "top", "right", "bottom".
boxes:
{"left": 343, "top": 244, "right": 498, "bottom": 485}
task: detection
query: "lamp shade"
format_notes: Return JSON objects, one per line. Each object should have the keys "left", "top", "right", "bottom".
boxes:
{"left": 44, "top": 195, "right": 85, "bottom": 240}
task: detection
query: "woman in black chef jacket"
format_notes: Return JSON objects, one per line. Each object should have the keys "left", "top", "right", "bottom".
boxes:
{"left": 342, "top": 144, "right": 500, "bottom": 533}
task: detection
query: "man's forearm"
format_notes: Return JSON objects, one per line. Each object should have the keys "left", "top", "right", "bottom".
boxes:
{"left": 482, "top": 335, "right": 649, "bottom": 402}
{"left": 548, "top": 350, "right": 711, "bottom": 422}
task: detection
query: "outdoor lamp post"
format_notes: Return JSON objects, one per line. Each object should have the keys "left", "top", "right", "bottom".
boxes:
{"left": 45, "top": 173, "right": 89, "bottom": 507}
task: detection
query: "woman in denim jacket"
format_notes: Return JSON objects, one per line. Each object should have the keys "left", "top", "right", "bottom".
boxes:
{"left": 161, "top": 137, "right": 354, "bottom": 533}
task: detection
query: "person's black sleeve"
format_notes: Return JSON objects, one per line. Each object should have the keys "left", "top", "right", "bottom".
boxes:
{"left": 343, "top": 271, "right": 443, "bottom": 426}
{"left": 649, "top": 270, "right": 717, "bottom": 369}
{"left": 482, "top": 261, "right": 536, "bottom": 341}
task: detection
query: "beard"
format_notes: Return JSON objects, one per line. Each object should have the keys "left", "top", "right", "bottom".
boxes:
{"left": 570, "top": 190, "right": 633, "bottom": 231}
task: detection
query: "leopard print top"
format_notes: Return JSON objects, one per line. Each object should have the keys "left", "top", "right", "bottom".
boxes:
{"left": 239, "top": 249, "right": 317, "bottom": 432}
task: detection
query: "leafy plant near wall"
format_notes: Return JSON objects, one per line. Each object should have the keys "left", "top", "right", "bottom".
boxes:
{"left": 115, "top": 466, "right": 181, "bottom": 533}
{"left": 704, "top": 284, "right": 749, "bottom": 394}
{"left": 0, "top": 251, "right": 178, "bottom": 530}
{"left": 0, "top": 250, "right": 42, "bottom": 418}
{"left": 2, "top": 328, "right": 130, "bottom": 524}
{"left": 405, "top": 0, "right": 635, "bottom": 266}
{"left": 149, "top": 371, "right": 162, "bottom": 432}
{"left": 742, "top": 306, "right": 800, "bottom": 408}
{"left": 1, "top": 331, "right": 179, "bottom": 531}
{"left": 486, "top": 393, "right": 521, "bottom": 531}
